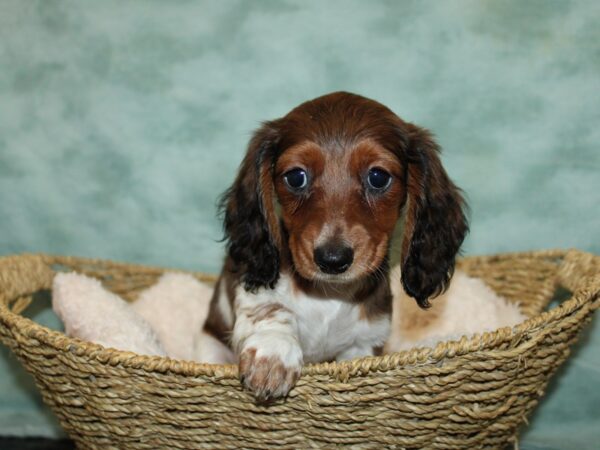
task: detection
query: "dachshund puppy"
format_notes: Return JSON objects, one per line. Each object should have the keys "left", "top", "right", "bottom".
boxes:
{"left": 204, "top": 92, "right": 468, "bottom": 401}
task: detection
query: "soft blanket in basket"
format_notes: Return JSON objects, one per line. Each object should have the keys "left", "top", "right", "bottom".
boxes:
{"left": 51, "top": 266, "right": 525, "bottom": 363}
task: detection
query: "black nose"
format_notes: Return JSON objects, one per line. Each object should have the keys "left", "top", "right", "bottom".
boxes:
{"left": 313, "top": 243, "right": 354, "bottom": 274}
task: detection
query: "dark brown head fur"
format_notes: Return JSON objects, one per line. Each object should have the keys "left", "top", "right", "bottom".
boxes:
{"left": 221, "top": 92, "right": 468, "bottom": 308}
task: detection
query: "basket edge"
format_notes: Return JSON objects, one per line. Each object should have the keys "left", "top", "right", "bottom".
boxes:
{"left": 0, "top": 249, "right": 598, "bottom": 381}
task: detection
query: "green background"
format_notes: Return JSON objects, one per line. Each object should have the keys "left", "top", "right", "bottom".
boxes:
{"left": 1, "top": 1, "right": 599, "bottom": 448}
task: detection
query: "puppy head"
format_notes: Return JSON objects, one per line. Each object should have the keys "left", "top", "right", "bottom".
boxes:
{"left": 222, "top": 92, "right": 468, "bottom": 307}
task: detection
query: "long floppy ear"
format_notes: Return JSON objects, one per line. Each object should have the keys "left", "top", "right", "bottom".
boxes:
{"left": 400, "top": 124, "right": 469, "bottom": 308}
{"left": 220, "top": 121, "right": 282, "bottom": 292}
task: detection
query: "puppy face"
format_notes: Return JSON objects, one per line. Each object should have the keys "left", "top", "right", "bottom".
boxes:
{"left": 274, "top": 139, "right": 405, "bottom": 282}
{"left": 222, "top": 92, "right": 468, "bottom": 307}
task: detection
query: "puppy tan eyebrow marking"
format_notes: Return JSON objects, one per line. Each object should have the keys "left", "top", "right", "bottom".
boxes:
{"left": 349, "top": 139, "right": 404, "bottom": 178}
{"left": 275, "top": 141, "right": 324, "bottom": 177}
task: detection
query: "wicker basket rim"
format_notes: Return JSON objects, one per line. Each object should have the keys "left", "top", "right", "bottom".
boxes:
{"left": 0, "top": 249, "right": 598, "bottom": 381}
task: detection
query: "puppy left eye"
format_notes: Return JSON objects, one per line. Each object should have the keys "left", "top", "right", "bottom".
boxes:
{"left": 367, "top": 168, "right": 392, "bottom": 191}
{"left": 283, "top": 168, "right": 308, "bottom": 191}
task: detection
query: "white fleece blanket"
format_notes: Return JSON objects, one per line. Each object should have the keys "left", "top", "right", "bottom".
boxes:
{"left": 52, "top": 268, "right": 526, "bottom": 361}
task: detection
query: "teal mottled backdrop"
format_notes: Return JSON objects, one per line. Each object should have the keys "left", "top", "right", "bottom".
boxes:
{"left": 1, "top": 1, "right": 599, "bottom": 448}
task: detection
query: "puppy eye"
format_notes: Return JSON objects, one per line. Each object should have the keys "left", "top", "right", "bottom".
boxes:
{"left": 367, "top": 168, "right": 392, "bottom": 191}
{"left": 283, "top": 168, "right": 308, "bottom": 191}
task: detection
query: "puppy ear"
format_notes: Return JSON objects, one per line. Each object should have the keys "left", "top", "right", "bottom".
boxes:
{"left": 221, "top": 121, "right": 282, "bottom": 292}
{"left": 400, "top": 124, "right": 469, "bottom": 308}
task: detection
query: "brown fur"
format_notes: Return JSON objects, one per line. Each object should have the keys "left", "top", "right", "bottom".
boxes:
{"left": 203, "top": 263, "right": 236, "bottom": 346}
{"left": 274, "top": 137, "right": 406, "bottom": 284}
{"left": 372, "top": 345, "right": 384, "bottom": 356}
{"left": 357, "top": 276, "right": 393, "bottom": 321}
{"left": 247, "top": 303, "right": 289, "bottom": 324}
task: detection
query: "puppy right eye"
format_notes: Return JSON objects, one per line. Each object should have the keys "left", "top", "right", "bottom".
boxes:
{"left": 366, "top": 168, "right": 392, "bottom": 192}
{"left": 283, "top": 168, "right": 308, "bottom": 191}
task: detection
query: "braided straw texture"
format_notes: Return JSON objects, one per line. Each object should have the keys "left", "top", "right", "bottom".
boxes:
{"left": 0, "top": 250, "right": 598, "bottom": 449}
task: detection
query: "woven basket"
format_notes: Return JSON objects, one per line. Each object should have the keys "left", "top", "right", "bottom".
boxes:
{"left": 0, "top": 250, "right": 598, "bottom": 449}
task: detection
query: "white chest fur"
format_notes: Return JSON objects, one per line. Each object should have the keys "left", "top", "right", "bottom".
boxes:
{"left": 234, "top": 274, "right": 390, "bottom": 363}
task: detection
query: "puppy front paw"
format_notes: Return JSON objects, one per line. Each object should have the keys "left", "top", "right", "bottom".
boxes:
{"left": 238, "top": 333, "right": 303, "bottom": 402}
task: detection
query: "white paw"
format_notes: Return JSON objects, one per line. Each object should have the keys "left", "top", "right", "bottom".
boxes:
{"left": 238, "top": 332, "right": 303, "bottom": 402}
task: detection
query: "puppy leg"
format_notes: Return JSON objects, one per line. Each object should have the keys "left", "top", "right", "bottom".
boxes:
{"left": 233, "top": 300, "right": 303, "bottom": 402}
